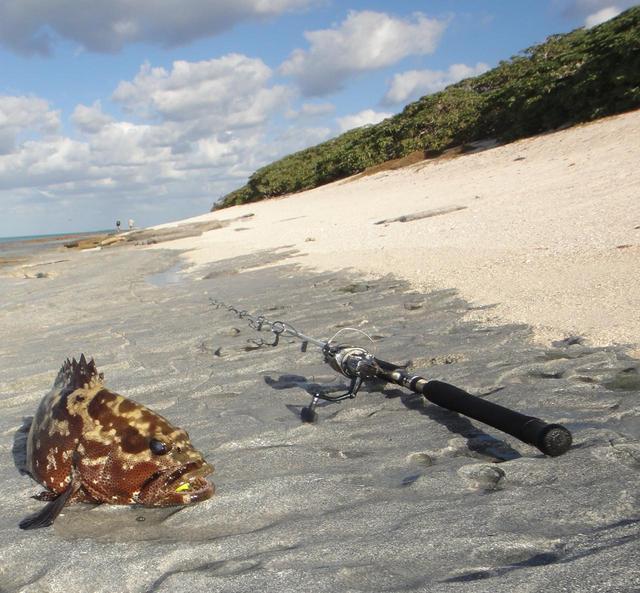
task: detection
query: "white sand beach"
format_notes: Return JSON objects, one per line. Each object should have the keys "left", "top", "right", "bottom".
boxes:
{"left": 153, "top": 109, "right": 640, "bottom": 352}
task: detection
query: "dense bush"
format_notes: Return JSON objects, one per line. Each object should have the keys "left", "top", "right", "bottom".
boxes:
{"left": 215, "top": 7, "right": 640, "bottom": 210}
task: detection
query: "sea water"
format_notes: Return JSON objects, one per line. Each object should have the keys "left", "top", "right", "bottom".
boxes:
{"left": 0, "top": 230, "right": 112, "bottom": 244}
{"left": 0, "top": 230, "right": 112, "bottom": 259}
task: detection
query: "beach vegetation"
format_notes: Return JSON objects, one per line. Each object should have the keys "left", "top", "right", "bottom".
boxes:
{"left": 215, "top": 6, "right": 640, "bottom": 209}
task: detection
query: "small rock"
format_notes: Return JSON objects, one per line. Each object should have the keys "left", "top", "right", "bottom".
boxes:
{"left": 443, "top": 437, "right": 471, "bottom": 457}
{"left": 407, "top": 452, "right": 433, "bottom": 467}
{"left": 404, "top": 301, "right": 424, "bottom": 311}
{"left": 552, "top": 336, "right": 583, "bottom": 347}
{"left": 217, "top": 327, "right": 241, "bottom": 337}
{"left": 457, "top": 463, "right": 505, "bottom": 490}
{"left": 196, "top": 339, "right": 217, "bottom": 353}
{"left": 243, "top": 341, "right": 263, "bottom": 351}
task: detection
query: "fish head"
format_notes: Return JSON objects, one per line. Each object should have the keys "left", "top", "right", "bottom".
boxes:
{"left": 84, "top": 389, "right": 215, "bottom": 506}
{"left": 133, "top": 427, "right": 215, "bottom": 507}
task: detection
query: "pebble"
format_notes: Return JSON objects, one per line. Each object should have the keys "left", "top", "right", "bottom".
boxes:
{"left": 457, "top": 463, "right": 506, "bottom": 490}
{"left": 407, "top": 452, "right": 434, "bottom": 467}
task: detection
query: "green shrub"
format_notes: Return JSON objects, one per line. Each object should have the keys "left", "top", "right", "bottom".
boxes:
{"left": 214, "top": 7, "right": 640, "bottom": 210}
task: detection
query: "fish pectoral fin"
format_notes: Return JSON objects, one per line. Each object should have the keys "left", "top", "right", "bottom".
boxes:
{"left": 31, "top": 490, "right": 58, "bottom": 502}
{"left": 20, "top": 450, "right": 83, "bottom": 530}
{"left": 19, "top": 480, "right": 79, "bottom": 530}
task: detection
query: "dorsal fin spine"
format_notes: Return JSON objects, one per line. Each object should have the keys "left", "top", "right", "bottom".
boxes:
{"left": 54, "top": 355, "right": 104, "bottom": 390}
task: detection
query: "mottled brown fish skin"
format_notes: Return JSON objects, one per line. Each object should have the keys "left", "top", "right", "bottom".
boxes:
{"left": 25, "top": 356, "right": 214, "bottom": 507}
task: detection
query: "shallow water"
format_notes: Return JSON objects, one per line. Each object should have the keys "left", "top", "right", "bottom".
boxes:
{"left": 146, "top": 261, "right": 187, "bottom": 287}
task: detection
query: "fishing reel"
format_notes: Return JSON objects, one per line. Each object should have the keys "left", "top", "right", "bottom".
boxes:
{"left": 215, "top": 297, "right": 573, "bottom": 455}
{"left": 300, "top": 344, "right": 381, "bottom": 423}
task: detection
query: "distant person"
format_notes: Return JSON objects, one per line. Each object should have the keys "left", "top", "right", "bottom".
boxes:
{"left": 116, "top": 220, "right": 121, "bottom": 232}
{"left": 128, "top": 218, "right": 135, "bottom": 230}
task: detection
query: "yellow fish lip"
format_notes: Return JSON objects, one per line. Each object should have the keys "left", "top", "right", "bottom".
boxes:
{"left": 171, "top": 475, "right": 215, "bottom": 501}
{"left": 163, "top": 461, "right": 215, "bottom": 503}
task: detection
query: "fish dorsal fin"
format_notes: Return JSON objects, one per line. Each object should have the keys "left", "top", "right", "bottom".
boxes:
{"left": 54, "top": 354, "right": 104, "bottom": 391}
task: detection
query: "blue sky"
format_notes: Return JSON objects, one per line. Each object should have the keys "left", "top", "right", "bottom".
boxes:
{"left": 0, "top": 0, "right": 636, "bottom": 237}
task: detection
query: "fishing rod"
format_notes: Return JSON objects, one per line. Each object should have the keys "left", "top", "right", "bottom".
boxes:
{"left": 210, "top": 299, "right": 572, "bottom": 457}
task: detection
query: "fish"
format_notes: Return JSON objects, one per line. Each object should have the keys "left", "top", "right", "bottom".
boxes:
{"left": 20, "top": 355, "right": 214, "bottom": 530}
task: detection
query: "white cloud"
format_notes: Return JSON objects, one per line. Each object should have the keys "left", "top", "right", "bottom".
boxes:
{"left": 0, "top": 96, "right": 60, "bottom": 154}
{"left": 71, "top": 101, "right": 114, "bottom": 134}
{"left": 0, "top": 52, "right": 337, "bottom": 234}
{"left": 0, "top": 0, "right": 318, "bottom": 55}
{"left": 584, "top": 6, "right": 624, "bottom": 26}
{"left": 280, "top": 10, "right": 448, "bottom": 96}
{"left": 287, "top": 103, "right": 336, "bottom": 119}
{"left": 383, "top": 62, "right": 490, "bottom": 105}
{"left": 0, "top": 137, "right": 91, "bottom": 190}
{"left": 556, "top": 0, "right": 636, "bottom": 26}
{"left": 337, "top": 109, "right": 393, "bottom": 132}
{"left": 112, "top": 55, "right": 292, "bottom": 139}
{"left": 0, "top": 52, "right": 335, "bottom": 198}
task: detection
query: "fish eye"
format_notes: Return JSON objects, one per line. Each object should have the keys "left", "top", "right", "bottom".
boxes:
{"left": 149, "top": 438, "right": 170, "bottom": 455}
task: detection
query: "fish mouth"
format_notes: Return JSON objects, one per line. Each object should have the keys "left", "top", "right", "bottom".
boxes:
{"left": 139, "top": 460, "right": 215, "bottom": 506}
{"left": 164, "top": 461, "right": 215, "bottom": 503}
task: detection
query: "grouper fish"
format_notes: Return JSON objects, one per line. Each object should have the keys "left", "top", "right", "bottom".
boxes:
{"left": 20, "top": 355, "right": 214, "bottom": 530}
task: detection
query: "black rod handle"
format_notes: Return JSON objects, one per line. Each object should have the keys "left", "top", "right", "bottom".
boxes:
{"left": 420, "top": 380, "right": 571, "bottom": 456}
{"left": 376, "top": 363, "right": 572, "bottom": 456}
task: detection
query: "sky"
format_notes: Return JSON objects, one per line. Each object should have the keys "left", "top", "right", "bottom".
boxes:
{"left": 0, "top": 0, "right": 637, "bottom": 237}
